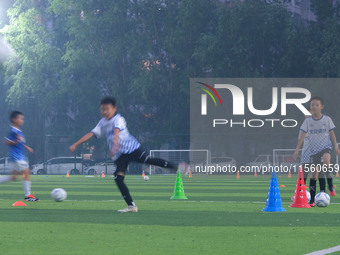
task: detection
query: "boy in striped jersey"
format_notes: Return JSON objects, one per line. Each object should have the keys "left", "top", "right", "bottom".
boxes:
{"left": 294, "top": 96, "right": 340, "bottom": 206}
{"left": 70, "top": 97, "right": 178, "bottom": 212}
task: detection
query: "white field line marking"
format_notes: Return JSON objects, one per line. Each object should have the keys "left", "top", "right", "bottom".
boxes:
{"left": 304, "top": 245, "right": 340, "bottom": 255}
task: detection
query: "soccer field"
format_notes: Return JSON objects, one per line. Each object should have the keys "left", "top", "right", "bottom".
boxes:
{"left": 0, "top": 174, "right": 339, "bottom": 255}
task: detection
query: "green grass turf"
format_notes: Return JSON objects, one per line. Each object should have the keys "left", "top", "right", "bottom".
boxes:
{"left": 0, "top": 174, "right": 340, "bottom": 255}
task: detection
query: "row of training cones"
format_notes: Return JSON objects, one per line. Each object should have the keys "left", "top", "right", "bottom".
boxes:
{"left": 263, "top": 166, "right": 311, "bottom": 212}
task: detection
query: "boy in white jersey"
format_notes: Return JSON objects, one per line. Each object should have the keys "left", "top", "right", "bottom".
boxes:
{"left": 294, "top": 96, "right": 340, "bottom": 206}
{"left": 0, "top": 111, "right": 39, "bottom": 201}
{"left": 70, "top": 97, "right": 178, "bottom": 213}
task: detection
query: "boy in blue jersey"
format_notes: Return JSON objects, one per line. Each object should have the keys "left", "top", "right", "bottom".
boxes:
{"left": 0, "top": 111, "right": 39, "bottom": 201}
{"left": 70, "top": 97, "right": 179, "bottom": 213}
{"left": 294, "top": 97, "right": 340, "bottom": 206}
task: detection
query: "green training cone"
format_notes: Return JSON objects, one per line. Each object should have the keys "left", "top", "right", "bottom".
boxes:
{"left": 170, "top": 169, "right": 188, "bottom": 199}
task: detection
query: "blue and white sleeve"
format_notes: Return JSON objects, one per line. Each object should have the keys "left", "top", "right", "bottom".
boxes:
{"left": 329, "top": 117, "right": 336, "bottom": 131}
{"left": 114, "top": 116, "right": 126, "bottom": 131}
{"left": 91, "top": 121, "right": 102, "bottom": 138}
{"left": 300, "top": 119, "right": 308, "bottom": 133}
{"left": 5, "top": 130, "right": 17, "bottom": 142}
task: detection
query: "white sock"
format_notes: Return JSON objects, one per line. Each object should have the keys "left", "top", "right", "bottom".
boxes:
{"left": 0, "top": 176, "right": 12, "bottom": 184}
{"left": 23, "top": 180, "right": 31, "bottom": 197}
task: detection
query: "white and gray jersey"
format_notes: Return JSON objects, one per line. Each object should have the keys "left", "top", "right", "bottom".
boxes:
{"left": 300, "top": 114, "right": 335, "bottom": 156}
{"left": 298, "top": 130, "right": 310, "bottom": 164}
{"left": 91, "top": 113, "right": 140, "bottom": 156}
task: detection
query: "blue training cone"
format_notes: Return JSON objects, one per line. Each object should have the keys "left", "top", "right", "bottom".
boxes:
{"left": 262, "top": 170, "right": 286, "bottom": 212}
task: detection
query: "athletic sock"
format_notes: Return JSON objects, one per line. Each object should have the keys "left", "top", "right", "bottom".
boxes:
{"left": 318, "top": 178, "right": 326, "bottom": 192}
{"left": 114, "top": 175, "right": 134, "bottom": 206}
{"left": 0, "top": 176, "right": 12, "bottom": 184}
{"left": 23, "top": 180, "right": 31, "bottom": 197}
{"left": 327, "top": 178, "right": 334, "bottom": 192}
{"left": 310, "top": 179, "right": 317, "bottom": 203}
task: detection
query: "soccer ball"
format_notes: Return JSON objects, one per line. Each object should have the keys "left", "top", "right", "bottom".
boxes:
{"left": 306, "top": 190, "right": 311, "bottom": 203}
{"left": 315, "top": 192, "right": 330, "bottom": 207}
{"left": 144, "top": 176, "right": 149, "bottom": 181}
{"left": 51, "top": 188, "right": 67, "bottom": 202}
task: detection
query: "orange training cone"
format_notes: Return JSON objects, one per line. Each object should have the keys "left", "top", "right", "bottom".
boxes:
{"left": 66, "top": 171, "right": 70, "bottom": 177}
{"left": 254, "top": 170, "right": 257, "bottom": 177}
{"left": 290, "top": 167, "right": 311, "bottom": 208}
{"left": 188, "top": 170, "right": 192, "bottom": 178}
{"left": 336, "top": 171, "right": 339, "bottom": 177}
{"left": 22, "top": 173, "right": 26, "bottom": 179}
{"left": 142, "top": 170, "right": 145, "bottom": 178}
{"left": 101, "top": 171, "right": 105, "bottom": 178}
{"left": 288, "top": 170, "right": 292, "bottom": 178}
{"left": 236, "top": 171, "right": 240, "bottom": 179}
{"left": 12, "top": 201, "right": 27, "bottom": 206}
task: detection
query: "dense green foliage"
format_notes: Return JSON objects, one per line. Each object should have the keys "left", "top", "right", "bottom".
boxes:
{"left": 1, "top": 0, "right": 340, "bottom": 161}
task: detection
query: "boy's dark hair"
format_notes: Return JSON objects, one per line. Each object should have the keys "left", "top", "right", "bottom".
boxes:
{"left": 100, "top": 97, "right": 116, "bottom": 107}
{"left": 10, "top": 111, "right": 23, "bottom": 123}
{"left": 310, "top": 96, "right": 324, "bottom": 105}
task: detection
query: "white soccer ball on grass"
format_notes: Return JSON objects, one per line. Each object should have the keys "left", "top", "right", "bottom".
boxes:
{"left": 51, "top": 188, "right": 67, "bottom": 202}
{"left": 315, "top": 192, "right": 330, "bottom": 207}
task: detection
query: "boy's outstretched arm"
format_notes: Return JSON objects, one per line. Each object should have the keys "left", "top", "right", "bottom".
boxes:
{"left": 69, "top": 132, "right": 94, "bottom": 152}
{"left": 111, "top": 128, "right": 121, "bottom": 155}
{"left": 293, "top": 132, "right": 306, "bottom": 161}
{"left": 330, "top": 130, "right": 340, "bottom": 155}
{"left": 24, "top": 144, "right": 34, "bottom": 153}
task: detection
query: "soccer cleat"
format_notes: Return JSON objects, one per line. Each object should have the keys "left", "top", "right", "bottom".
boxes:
{"left": 117, "top": 205, "right": 138, "bottom": 213}
{"left": 329, "top": 189, "right": 336, "bottom": 196}
{"left": 24, "top": 194, "right": 39, "bottom": 201}
{"left": 309, "top": 202, "right": 315, "bottom": 207}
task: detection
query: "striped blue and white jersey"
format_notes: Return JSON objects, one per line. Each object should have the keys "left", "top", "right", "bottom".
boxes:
{"left": 91, "top": 113, "right": 140, "bottom": 157}
{"left": 300, "top": 114, "right": 335, "bottom": 156}
{"left": 5, "top": 126, "right": 27, "bottom": 162}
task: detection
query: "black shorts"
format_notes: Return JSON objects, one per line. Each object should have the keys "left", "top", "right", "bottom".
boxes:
{"left": 114, "top": 147, "right": 148, "bottom": 175}
{"left": 310, "top": 148, "right": 332, "bottom": 165}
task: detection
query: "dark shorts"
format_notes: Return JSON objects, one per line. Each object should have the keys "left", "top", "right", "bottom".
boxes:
{"left": 114, "top": 147, "right": 148, "bottom": 175}
{"left": 310, "top": 148, "right": 332, "bottom": 165}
